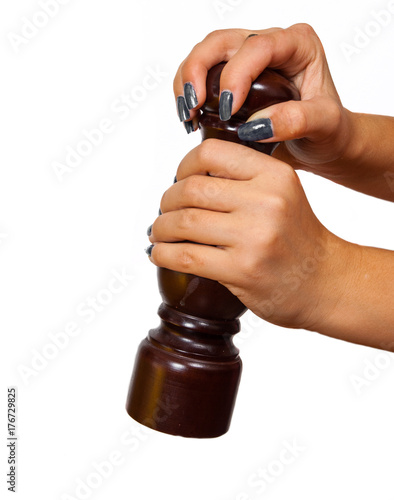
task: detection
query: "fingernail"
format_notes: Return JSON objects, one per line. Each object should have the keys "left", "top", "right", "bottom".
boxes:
{"left": 158, "top": 208, "right": 162, "bottom": 216}
{"left": 238, "top": 118, "right": 274, "bottom": 141}
{"left": 177, "top": 95, "right": 190, "bottom": 122}
{"left": 173, "top": 175, "right": 177, "bottom": 184}
{"left": 184, "top": 120, "right": 194, "bottom": 134}
{"left": 219, "top": 90, "right": 233, "bottom": 121}
{"left": 145, "top": 244, "right": 154, "bottom": 257}
{"left": 184, "top": 82, "right": 198, "bottom": 109}
{"left": 147, "top": 224, "right": 152, "bottom": 236}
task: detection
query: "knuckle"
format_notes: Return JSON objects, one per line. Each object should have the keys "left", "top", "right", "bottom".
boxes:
{"left": 178, "top": 209, "right": 196, "bottom": 231}
{"left": 288, "top": 23, "right": 323, "bottom": 57}
{"left": 279, "top": 162, "right": 299, "bottom": 186}
{"left": 180, "top": 58, "right": 197, "bottom": 81}
{"left": 204, "top": 29, "right": 229, "bottom": 43}
{"left": 283, "top": 101, "right": 307, "bottom": 137}
{"left": 268, "top": 27, "right": 285, "bottom": 41}
{"left": 204, "top": 179, "right": 222, "bottom": 200}
{"left": 236, "top": 227, "right": 280, "bottom": 281}
{"left": 290, "top": 23, "right": 316, "bottom": 37}
{"left": 240, "top": 31, "right": 280, "bottom": 59}
{"left": 266, "top": 193, "right": 289, "bottom": 217}
{"left": 238, "top": 251, "right": 261, "bottom": 283}
{"left": 259, "top": 33, "right": 276, "bottom": 55}
{"left": 264, "top": 230, "right": 281, "bottom": 252}
{"left": 246, "top": 231, "right": 280, "bottom": 274}
{"left": 202, "top": 29, "right": 245, "bottom": 58}
{"left": 196, "top": 138, "right": 217, "bottom": 164}
{"left": 178, "top": 247, "right": 198, "bottom": 270}
{"left": 243, "top": 32, "right": 261, "bottom": 46}
{"left": 182, "top": 175, "right": 203, "bottom": 203}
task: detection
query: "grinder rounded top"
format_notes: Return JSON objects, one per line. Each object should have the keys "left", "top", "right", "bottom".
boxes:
{"left": 199, "top": 62, "right": 300, "bottom": 154}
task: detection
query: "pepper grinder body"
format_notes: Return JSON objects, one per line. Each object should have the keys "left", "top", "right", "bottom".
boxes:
{"left": 126, "top": 63, "right": 300, "bottom": 438}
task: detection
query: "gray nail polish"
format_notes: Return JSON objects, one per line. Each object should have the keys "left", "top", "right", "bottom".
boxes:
{"left": 238, "top": 118, "right": 273, "bottom": 141}
{"left": 145, "top": 244, "right": 154, "bottom": 257}
{"left": 158, "top": 208, "right": 162, "bottom": 216}
{"left": 177, "top": 95, "right": 190, "bottom": 122}
{"left": 219, "top": 90, "right": 233, "bottom": 121}
{"left": 184, "top": 120, "right": 194, "bottom": 134}
{"left": 147, "top": 224, "right": 152, "bottom": 236}
{"left": 173, "top": 175, "right": 177, "bottom": 183}
{"left": 184, "top": 82, "right": 198, "bottom": 109}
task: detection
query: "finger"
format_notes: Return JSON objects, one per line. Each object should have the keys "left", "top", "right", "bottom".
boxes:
{"left": 220, "top": 24, "right": 321, "bottom": 116}
{"left": 149, "top": 241, "right": 233, "bottom": 283}
{"left": 176, "top": 138, "right": 278, "bottom": 182}
{"left": 183, "top": 114, "right": 200, "bottom": 135}
{"left": 160, "top": 174, "right": 240, "bottom": 214}
{"left": 173, "top": 29, "right": 249, "bottom": 120}
{"left": 237, "top": 96, "right": 342, "bottom": 144}
{"left": 149, "top": 209, "right": 235, "bottom": 247}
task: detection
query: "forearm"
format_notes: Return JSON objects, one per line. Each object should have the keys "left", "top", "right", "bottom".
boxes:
{"left": 311, "top": 236, "right": 394, "bottom": 351}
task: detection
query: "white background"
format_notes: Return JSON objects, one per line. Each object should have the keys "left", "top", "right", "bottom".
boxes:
{"left": 1, "top": 1, "right": 394, "bottom": 499}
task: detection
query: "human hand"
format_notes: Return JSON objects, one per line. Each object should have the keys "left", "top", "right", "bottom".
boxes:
{"left": 174, "top": 24, "right": 356, "bottom": 178}
{"left": 147, "top": 139, "right": 354, "bottom": 331}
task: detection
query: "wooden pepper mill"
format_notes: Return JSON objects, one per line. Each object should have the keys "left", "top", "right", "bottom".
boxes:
{"left": 126, "top": 63, "right": 300, "bottom": 438}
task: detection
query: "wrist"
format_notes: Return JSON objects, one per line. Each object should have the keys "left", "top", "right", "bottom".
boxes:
{"left": 302, "top": 236, "right": 394, "bottom": 351}
{"left": 300, "top": 231, "right": 362, "bottom": 336}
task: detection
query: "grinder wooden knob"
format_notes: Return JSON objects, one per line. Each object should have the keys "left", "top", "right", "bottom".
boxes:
{"left": 126, "top": 62, "right": 300, "bottom": 438}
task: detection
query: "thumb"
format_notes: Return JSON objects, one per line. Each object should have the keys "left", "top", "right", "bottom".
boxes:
{"left": 237, "top": 96, "right": 342, "bottom": 143}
